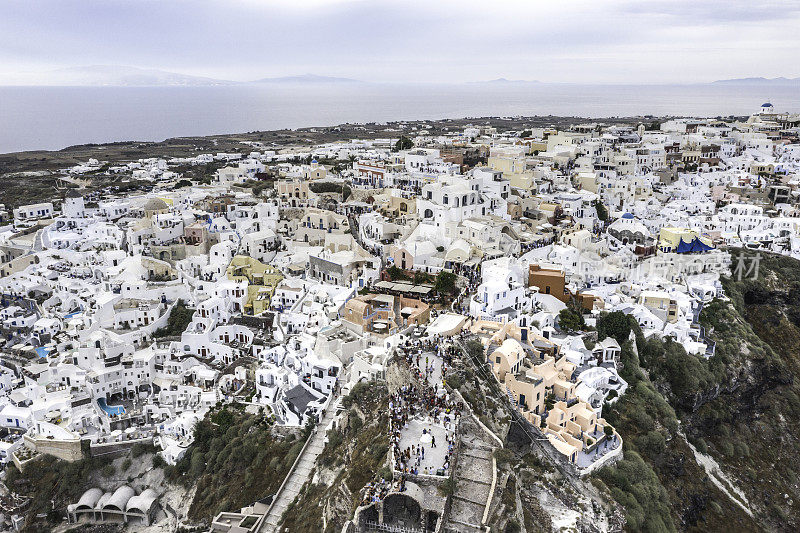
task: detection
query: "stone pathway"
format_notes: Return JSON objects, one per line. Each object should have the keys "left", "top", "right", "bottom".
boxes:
{"left": 444, "top": 417, "right": 496, "bottom": 533}
{"left": 259, "top": 397, "right": 341, "bottom": 532}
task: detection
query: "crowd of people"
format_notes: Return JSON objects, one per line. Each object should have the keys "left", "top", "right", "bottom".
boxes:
{"left": 450, "top": 261, "right": 480, "bottom": 288}
{"left": 360, "top": 476, "right": 406, "bottom": 507}
{"left": 448, "top": 263, "right": 480, "bottom": 315}
{"left": 358, "top": 332, "right": 468, "bottom": 507}
{"left": 390, "top": 337, "right": 464, "bottom": 477}
{"left": 388, "top": 381, "right": 460, "bottom": 478}
{"left": 518, "top": 236, "right": 557, "bottom": 255}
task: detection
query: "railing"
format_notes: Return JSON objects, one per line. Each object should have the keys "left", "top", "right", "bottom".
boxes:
{"left": 364, "top": 521, "right": 425, "bottom": 533}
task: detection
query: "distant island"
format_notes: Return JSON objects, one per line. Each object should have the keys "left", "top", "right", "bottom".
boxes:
{"left": 712, "top": 76, "right": 800, "bottom": 86}
{"left": 1, "top": 65, "right": 363, "bottom": 87}
{"left": 7, "top": 65, "right": 800, "bottom": 88}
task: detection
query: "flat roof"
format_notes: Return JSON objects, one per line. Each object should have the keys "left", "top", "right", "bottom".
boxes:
{"left": 373, "top": 280, "right": 433, "bottom": 294}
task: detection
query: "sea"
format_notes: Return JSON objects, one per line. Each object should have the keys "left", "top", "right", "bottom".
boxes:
{"left": 0, "top": 83, "right": 798, "bottom": 154}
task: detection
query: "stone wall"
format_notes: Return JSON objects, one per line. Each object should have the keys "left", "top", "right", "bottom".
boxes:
{"left": 23, "top": 434, "right": 83, "bottom": 462}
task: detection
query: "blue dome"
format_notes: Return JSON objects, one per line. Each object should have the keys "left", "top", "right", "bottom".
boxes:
{"left": 761, "top": 102, "right": 773, "bottom": 108}
{"left": 311, "top": 159, "right": 318, "bottom": 164}
{"left": 622, "top": 213, "right": 634, "bottom": 219}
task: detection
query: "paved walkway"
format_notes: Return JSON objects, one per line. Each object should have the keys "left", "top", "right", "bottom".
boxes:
{"left": 444, "top": 417, "right": 496, "bottom": 533}
{"left": 398, "top": 417, "right": 450, "bottom": 476}
{"left": 259, "top": 397, "right": 341, "bottom": 532}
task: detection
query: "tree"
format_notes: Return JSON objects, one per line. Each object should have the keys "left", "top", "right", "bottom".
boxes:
{"left": 153, "top": 300, "right": 195, "bottom": 338}
{"left": 413, "top": 271, "right": 432, "bottom": 284}
{"left": 558, "top": 308, "right": 583, "bottom": 333}
{"left": 308, "top": 181, "right": 352, "bottom": 201}
{"left": 386, "top": 265, "right": 408, "bottom": 281}
{"left": 394, "top": 136, "right": 414, "bottom": 152}
{"left": 593, "top": 200, "right": 609, "bottom": 222}
{"left": 435, "top": 271, "right": 457, "bottom": 295}
{"left": 597, "top": 311, "right": 632, "bottom": 345}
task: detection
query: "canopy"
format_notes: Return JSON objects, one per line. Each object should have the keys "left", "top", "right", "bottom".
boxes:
{"left": 676, "top": 237, "right": 714, "bottom": 253}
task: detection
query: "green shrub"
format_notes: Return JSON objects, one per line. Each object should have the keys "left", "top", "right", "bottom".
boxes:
{"left": 596, "top": 452, "right": 675, "bottom": 532}
{"left": 438, "top": 477, "right": 456, "bottom": 496}
{"left": 494, "top": 448, "right": 514, "bottom": 465}
{"left": 558, "top": 308, "right": 583, "bottom": 333}
{"left": 153, "top": 300, "right": 195, "bottom": 338}
{"left": 596, "top": 311, "right": 632, "bottom": 344}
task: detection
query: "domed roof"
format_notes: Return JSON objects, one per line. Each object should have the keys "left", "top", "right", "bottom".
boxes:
{"left": 74, "top": 488, "right": 103, "bottom": 509}
{"left": 621, "top": 213, "right": 634, "bottom": 219}
{"left": 126, "top": 488, "right": 158, "bottom": 513}
{"left": 761, "top": 102, "right": 773, "bottom": 108}
{"left": 143, "top": 198, "right": 168, "bottom": 211}
{"left": 103, "top": 485, "right": 135, "bottom": 510}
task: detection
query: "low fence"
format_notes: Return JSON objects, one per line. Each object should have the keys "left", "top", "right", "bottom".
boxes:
{"left": 365, "top": 521, "right": 425, "bottom": 533}
{"left": 578, "top": 438, "right": 623, "bottom": 477}
{"left": 89, "top": 436, "right": 154, "bottom": 458}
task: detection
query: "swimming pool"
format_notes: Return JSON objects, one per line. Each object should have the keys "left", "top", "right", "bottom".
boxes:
{"left": 97, "top": 398, "right": 125, "bottom": 416}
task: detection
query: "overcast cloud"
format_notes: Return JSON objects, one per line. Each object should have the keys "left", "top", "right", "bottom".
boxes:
{"left": 1, "top": 0, "right": 798, "bottom": 83}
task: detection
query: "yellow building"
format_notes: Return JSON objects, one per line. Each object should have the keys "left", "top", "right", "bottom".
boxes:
{"left": 658, "top": 227, "right": 712, "bottom": 253}
{"left": 488, "top": 146, "right": 526, "bottom": 174}
{"left": 509, "top": 173, "right": 536, "bottom": 191}
{"left": 639, "top": 290, "right": 678, "bottom": 323}
{"left": 485, "top": 322, "right": 621, "bottom": 467}
{"left": 226, "top": 255, "right": 284, "bottom": 315}
{"left": 658, "top": 227, "right": 695, "bottom": 252}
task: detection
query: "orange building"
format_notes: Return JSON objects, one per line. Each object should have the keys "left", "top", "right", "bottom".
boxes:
{"left": 527, "top": 264, "right": 595, "bottom": 311}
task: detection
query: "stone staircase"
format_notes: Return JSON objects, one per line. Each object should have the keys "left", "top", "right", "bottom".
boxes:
{"left": 258, "top": 397, "right": 341, "bottom": 532}
{"left": 444, "top": 418, "right": 496, "bottom": 533}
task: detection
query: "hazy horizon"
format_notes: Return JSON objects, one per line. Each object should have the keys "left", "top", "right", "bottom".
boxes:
{"left": 1, "top": 64, "right": 798, "bottom": 88}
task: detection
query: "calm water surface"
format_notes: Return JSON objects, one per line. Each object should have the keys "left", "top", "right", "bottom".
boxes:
{"left": 0, "top": 83, "right": 797, "bottom": 154}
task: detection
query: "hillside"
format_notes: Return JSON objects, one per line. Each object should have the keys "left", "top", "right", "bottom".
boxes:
{"left": 694, "top": 251, "right": 800, "bottom": 529}
{"left": 278, "top": 380, "right": 391, "bottom": 533}
{"left": 596, "top": 250, "right": 800, "bottom": 532}
{"left": 6, "top": 252, "right": 799, "bottom": 532}
{"left": 166, "top": 403, "right": 307, "bottom": 520}
{"left": 1, "top": 403, "right": 305, "bottom": 531}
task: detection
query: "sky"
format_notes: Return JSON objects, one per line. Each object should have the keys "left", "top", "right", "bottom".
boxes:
{"left": 1, "top": 0, "right": 799, "bottom": 84}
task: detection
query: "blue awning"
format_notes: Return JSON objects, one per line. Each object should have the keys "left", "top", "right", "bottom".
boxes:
{"left": 676, "top": 237, "right": 714, "bottom": 253}
{"left": 676, "top": 238, "right": 694, "bottom": 253}
{"left": 690, "top": 237, "right": 714, "bottom": 252}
